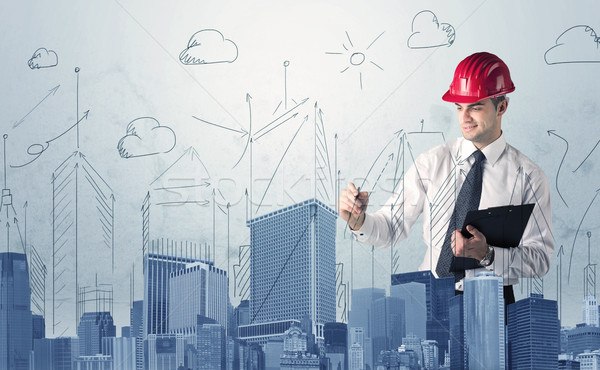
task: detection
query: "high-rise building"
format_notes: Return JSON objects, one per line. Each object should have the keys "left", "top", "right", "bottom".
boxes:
{"left": 77, "top": 312, "right": 116, "bottom": 357}
{"left": 349, "top": 287, "right": 385, "bottom": 369}
{"left": 464, "top": 272, "right": 505, "bottom": 369}
{"left": 371, "top": 296, "right": 405, "bottom": 363}
{"left": 350, "top": 343, "right": 364, "bottom": 370}
{"left": 143, "top": 239, "right": 205, "bottom": 338}
{"left": 567, "top": 324, "right": 600, "bottom": 358}
{"left": 102, "top": 336, "right": 136, "bottom": 370}
{"left": 196, "top": 321, "right": 226, "bottom": 370}
{"left": 402, "top": 334, "right": 423, "bottom": 368}
{"left": 391, "top": 271, "right": 454, "bottom": 363}
{"left": 507, "top": 293, "right": 559, "bottom": 369}
{"left": 583, "top": 295, "right": 599, "bottom": 327}
{"left": 421, "top": 340, "right": 439, "bottom": 370}
{"left": 73, "top": 354, "right": 112, "bottom": 369}
{"left": 146, "top": 333, "right": 188, "bottom": 370}
{"left": 448, "top": 294, "right": 465, "bottom": 370}
{"left": 169, "top": 261, "right": 228, "bottom": 338}
{"left": 558, "top": 353, "right": 581, "bottom": 370}
{"left": 390, "top": 282, "right": 427, "bottom": 340}
{"left": 324, "top": 322, "right": 347, "bottom": 370}
{"left": 130, "top": 300, "right": 144, "bottom": 370}
{"left": 0, "top": 252, "right": 32, "bottom": 370}
{"left": 34, "top": 337, "right": 80, "bottom": 370}
{"left": 32, "top": 314, "right": 46, "bottom": 343}
{"left": 247, "top": 199, "right": 336, "bottom": 342}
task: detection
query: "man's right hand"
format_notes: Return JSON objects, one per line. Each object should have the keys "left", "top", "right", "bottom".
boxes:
{"left": 338, "top": 182, "right": 369, "bottom": 230}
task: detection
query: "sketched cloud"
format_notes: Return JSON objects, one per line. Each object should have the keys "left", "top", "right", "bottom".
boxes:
{"left": 28, "top": 47, "right": 58, "bottom": 69}
{"left": 545, "top": 25, "right": 600, "bottom": 65}
{"left": 407, "top": 10, "right": 455, "bottom": 49}
{"left": 179, "top": 29, "right": 238, "bottom": 65}
{"left": 117, "top": 117, "right": 176, "bottom": 159}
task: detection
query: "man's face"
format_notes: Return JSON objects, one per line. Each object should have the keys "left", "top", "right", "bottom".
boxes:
{"left": 455, "top": 98, "right": 506, "bottom": 149}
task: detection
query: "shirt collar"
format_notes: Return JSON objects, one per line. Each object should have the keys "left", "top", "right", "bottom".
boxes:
{"left": 460, "top": 134, "right": 507, "bottom": 166}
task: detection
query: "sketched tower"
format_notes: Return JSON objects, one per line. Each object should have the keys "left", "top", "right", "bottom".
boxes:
{"left": 52, "top": 151, "right": 114, "bottom": 335}
{"left": 247, "top": 198, "right": 336, "bottom": 341}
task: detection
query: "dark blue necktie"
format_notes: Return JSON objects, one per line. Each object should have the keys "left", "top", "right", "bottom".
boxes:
{"left": 436, "top": 150, "right": 486, "bottom": 281}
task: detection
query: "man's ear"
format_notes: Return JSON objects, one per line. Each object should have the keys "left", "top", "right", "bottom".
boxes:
{"left": 497, "top": 99, "right": 508, "bottom": 116}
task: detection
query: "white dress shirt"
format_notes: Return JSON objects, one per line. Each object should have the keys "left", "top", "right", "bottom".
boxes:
{"left": 353, "top": 134, "right": 554, "bottom": 289}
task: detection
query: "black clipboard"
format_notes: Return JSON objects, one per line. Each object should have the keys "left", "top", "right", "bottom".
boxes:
{"left": 450, "top": 204, "right": 535, "bottom": 272}
{"left": 460, "top": 203, "right": 535, "bottom": 248}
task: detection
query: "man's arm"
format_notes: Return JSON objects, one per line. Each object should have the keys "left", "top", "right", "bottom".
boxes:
{"left": 482, "top": 168, "right": 554, "bottom": 279}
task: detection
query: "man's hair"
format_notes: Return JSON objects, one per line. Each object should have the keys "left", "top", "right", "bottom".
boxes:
{"left": 490, "top": 95, "right": 507, "bottom": 110}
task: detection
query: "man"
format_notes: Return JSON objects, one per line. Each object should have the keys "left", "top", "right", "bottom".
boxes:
{"left": 338, "top": 52, "right": 553, "bottom": 304}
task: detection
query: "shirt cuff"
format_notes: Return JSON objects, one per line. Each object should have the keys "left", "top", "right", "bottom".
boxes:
{"left": 352, "top": 213, "right": 374, "bottom": 242}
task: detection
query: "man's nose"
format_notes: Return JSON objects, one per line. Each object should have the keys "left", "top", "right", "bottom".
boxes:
{"left": 459, "top": 109, "right": 471, "bottom": 122}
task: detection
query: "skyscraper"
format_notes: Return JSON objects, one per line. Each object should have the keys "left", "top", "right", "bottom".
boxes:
{"left": 130, "top": 300, "right": 143, "bottom": 370}
{"left": 390, "top": 282, "right": 427, "bottom": 340}
{"left": 324, "top": 322, "right": 347, "bottom": 370}
{"left": 248, "top": 199, "right": 336, "bottom": 341}
{"left": 196, "top": 321, "right": 226, "bottom": 370}
{"left": 51, "top": 152, "right": 114, "bottom": 336}
{"left": 77, "top": 311, "right": 116, "bottom": 356}
{"left": 507, "top": 293, "right": 559, "bottom": 369}
{"left": 169, "top": 261, "right": 228, "bottom": 337}
{"left": 0, "top": 253, "right": 32, "bottom": 370}
{"left": 448, "top": 294, "right": 465, "bottom": 370}
{"left": 143, "top": 239, "right": 205, "bottom": 338}
{"left": 583, "top": 294, "right": 599, "bottom": 327}
{"left": 391, "top": 271, "right": 454, "bottom": 363}
{"left": 348, "top": 287, "right": 385, "bottom": 370}
{"left": 464, "top": 272, "right": 505, "bottom": 369}
{"left": 371, "top": 296, "right": 405, "bottom": 363}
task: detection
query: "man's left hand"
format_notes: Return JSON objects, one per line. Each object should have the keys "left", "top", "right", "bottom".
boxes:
{"left": 453, "top": 225, "right": 488, "bottom": 261}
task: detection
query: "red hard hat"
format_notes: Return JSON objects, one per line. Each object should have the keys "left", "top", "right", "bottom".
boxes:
{"left": 442, "top": 52, "right": 515, "bottom": 104}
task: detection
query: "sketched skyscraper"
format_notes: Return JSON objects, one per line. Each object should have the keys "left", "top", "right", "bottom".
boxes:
{"left": 51, "top": 151, "right": 114, "bottom": 336}
{"left": 248, "top": 198, "right": 336, "bottom": 341}
{"left": 464, "top": 272, "right": 505, "bottom": 369}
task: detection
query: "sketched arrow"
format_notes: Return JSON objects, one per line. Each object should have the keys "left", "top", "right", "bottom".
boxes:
{"left": 13, "top": 85, "right": 60, "bottom": 128}
{"left": 232, "top": 93, "right": 253, "bottom": 169}
{"left": 254, "top": 113, "right": 298, "bottom": 142}
{"left": 11, "top": 110, "right": 90, "bottom": 169}
{"left": 547, "top": 130, "right": 569, "bottom": 207}
{"left": 254, "top": 97, "right": 309, "bottom": 136}
{"left": 573, "top": 138, "right": 600, "bottom": 173}
{"left": 568, "top": 188, "right": 600, "bottom": 283}
{"left": 192, "top": 116, "right": 248, "bottom": 137}
{"left": 255, "top": 115, "right": 309, "bottom": 214}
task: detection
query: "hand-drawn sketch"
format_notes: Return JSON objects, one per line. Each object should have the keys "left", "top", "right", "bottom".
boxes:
{"left": 545, "top": 25, "right": 600, "bottom": 65}
{"left": 326, "top": 31, "right": 385, "bottom": 90}
{"left": 117, "top": 117, "right": 176, "bottom": 159}
{"left": 13, "top": 85, "right": 60, "bottom": 128}
{"left": 10, "top": 110, "right": 90, "bottom": 168}
{"left": 149, "top": 146, "right": 212, "bottom": 207}
{"left": 407, "top": 10, "right": 455, "bottom": 49}
{"left": 574, "top": 137, "right": 600, "bottom": 173}
{"left": 179, "top": 29, "right": 238, "bottom": 65}
{"left": 272, "top": 61, "right": 302, "bottom": 115}
{"left": 547, "top": 130, "right": 569, "bottom": 207}
{"left": 28, "top": 47, "right": 58, "bottom": 69}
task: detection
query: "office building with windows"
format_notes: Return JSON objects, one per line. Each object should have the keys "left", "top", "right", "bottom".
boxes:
{"left": 77, "top": 311, "right": 116, "bottom": 357}
{"left": 0, "top": 252, "right": 32, "bottom": 370}
{"left": 247, "top": 199, "right": 336, "bottom": 343}
{"left": 464, "top": 272, "right": 505, "bottom": 369}
{"left": 169, "top": 261, "right": 228, "bottom": 338}
{"left": 507, "top": 293, "right": 559, "bottom": 369}
{"left": 391, "top": 270, "right": 453, "bottom": 363}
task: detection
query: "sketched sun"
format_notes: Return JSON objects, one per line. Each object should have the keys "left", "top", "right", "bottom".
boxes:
{"left": 326, "top": 31, "right": 385, "bottom": 90}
